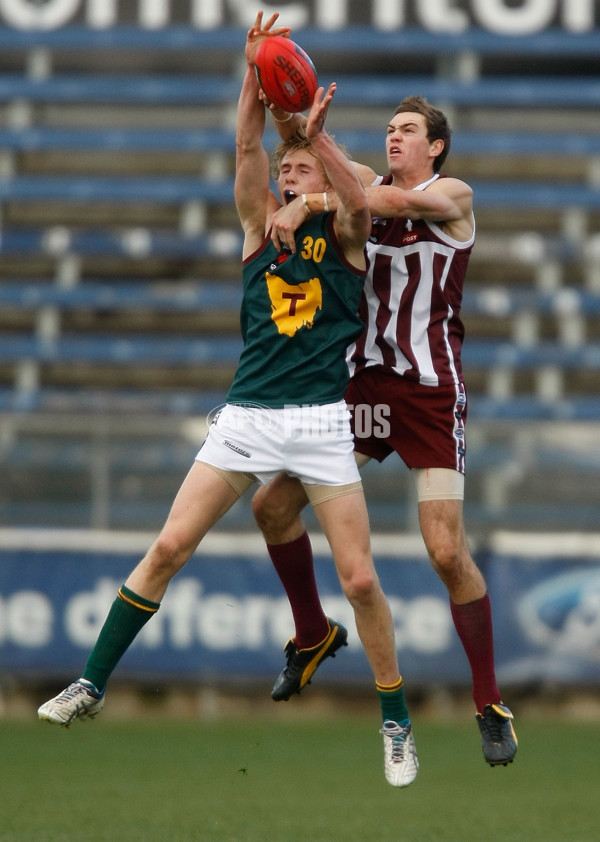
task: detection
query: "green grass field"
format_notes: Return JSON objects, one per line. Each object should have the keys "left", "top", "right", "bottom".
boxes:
{"left": 1, "top": 715, "right": 597, "bottom": 842}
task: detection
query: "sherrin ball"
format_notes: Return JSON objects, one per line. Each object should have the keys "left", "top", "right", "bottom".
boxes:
{"left": 255, "top": 35, "right": 318, "bottom": 113}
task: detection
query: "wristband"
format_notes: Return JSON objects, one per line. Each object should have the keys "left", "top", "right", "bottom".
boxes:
{"left": 322, "top": 192, "right": 329, "bottom": 212}
{"left": 301, "top": 194, "right": 311, "bottom": 216}
{"left": 273, "top": 112, "right": 293, "bottom": 123}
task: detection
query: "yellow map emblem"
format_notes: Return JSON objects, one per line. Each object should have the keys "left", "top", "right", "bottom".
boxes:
{"left": 266, "top": 272, "right": 323, "bottom": 337}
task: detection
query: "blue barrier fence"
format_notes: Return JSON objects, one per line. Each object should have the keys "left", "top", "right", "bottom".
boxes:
{"left": 1, "top": 531, "right": 599, "bottom": 685}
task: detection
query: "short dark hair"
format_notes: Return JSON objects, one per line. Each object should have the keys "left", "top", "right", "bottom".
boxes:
{"left": 394, "top": 95, "right": 452, "bottom": 172}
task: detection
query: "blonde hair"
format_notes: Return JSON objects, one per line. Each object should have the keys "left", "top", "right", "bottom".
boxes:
{"left": 270, "top": 126, "right": 349, "bottom": 180}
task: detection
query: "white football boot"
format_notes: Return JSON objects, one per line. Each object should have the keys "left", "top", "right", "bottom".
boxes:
{"left": 380, "top": 719, "right": 419, "bottom": 787}
{"left": 38, "top": 679, "right": 105, "bottom": 726}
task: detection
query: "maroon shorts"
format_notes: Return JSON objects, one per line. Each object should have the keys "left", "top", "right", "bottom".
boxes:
{"left": 345, "top": 367, "right": 467, "bottom": 472}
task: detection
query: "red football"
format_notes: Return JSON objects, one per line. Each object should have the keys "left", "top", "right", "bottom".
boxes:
{"left": 255, "top": 35, "right": 318, "bottom": 113}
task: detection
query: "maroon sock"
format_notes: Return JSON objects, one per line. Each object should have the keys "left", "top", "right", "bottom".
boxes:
{"left": 450, "top": 593, "right": 501, "bottom": 713}
{"left": 267, "top": 532, "right": 329, "bottom": 650}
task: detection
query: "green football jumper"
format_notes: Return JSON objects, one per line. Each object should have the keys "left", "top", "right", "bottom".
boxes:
{"left": 227, "top": 213, "right": 367, "bottom": 408}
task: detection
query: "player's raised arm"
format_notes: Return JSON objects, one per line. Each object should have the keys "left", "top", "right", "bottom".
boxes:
{"left": 259, "top": 89, "right": 306, "bottom": 139}
{"left": 305, "top": 84, "right": 370, "bottom": 265}
{"left": 235, "top": 12, "right": 290, "bottom": 258}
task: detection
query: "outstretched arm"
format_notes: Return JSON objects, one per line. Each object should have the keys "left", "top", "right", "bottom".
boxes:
{"left": 235, "top": 11, "right": 290, "bottom": 259}
{"left": 364, "top": 178, "right": 473, "bottom": 225}
{"left": 259, "top": 89, "right": 306, "bottom": 139}
{"left": 270, "top": 170, "right": 473, "bottom": 250}
{"left": 304, "top": 84, "right": 370, "bottom": 266}
{"left": 267, "top": 109, "right": 373, "bottom": 253}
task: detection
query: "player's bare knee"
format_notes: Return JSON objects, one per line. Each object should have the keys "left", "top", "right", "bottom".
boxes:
{"left": 339, "top": 567, "right": 379, "bottom": 606}
{"left": 252, "top": 485, "right": 297, "bottom": 537}
{"left": 430, "top": 543, "right": 471, "bottom": 587}
{"left": 147, "top": 534, "right": 191, "bottom": 578}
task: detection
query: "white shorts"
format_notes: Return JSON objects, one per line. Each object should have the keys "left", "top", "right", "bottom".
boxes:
{"left": 196, "top": 401, "right": 362, "bottom": 489}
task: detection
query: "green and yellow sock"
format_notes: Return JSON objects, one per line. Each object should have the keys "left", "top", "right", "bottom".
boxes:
{"left": 376, "top": 676, "right": 410, "bottom": 725}
{"left": 81, "top": 584, "right": 160, "bottom": 692}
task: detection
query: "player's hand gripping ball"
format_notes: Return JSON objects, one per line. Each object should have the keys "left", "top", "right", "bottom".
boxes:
{"left": 255, "top": 35, "right": 318, "bottom": 113}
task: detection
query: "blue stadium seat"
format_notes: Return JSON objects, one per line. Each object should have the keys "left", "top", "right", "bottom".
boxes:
{"left": 462, "top": 288, "right": 600, "bottom": 317}
{"left": 463, "top": 341, "right": 600, "bottom": 370}
{"left": 0, "top": 25, "right": 597, "bottom": 58}
{"left": 5, "top": 334, "right": 599, "bottom": 371}
{"left": 0, "top": 178, "right": 597, "bottom": 209}
{"left": 0, "top": 126, "right": 237, "bottom": 152}
{"left": 0, "top": 227, "right": 244, "bottom": 259}
{"left": 330, "top": 130, "right": 600, "bottom": 158}
{"left": 0, "top": 385, "right": 226, "bottom": 415}
{"left": 0, "top": 333, "right": 242, "bottom": 366}
{"left": 0, "top": 175, "right": 236, "bottom": 203}
{"left": 3, "top": 280, "right": 598, "bottom": 319}
{"left": 0, "top": 280, "right": 242, "bottom": 311}
{"left": 0, "top": 74, "right": 238, "bottom": 104}
{"left": 0, "top": 73, "right": 598, "bottom": 109}
{"left": 1, "top": 127, "right": 600, "bottom": 157}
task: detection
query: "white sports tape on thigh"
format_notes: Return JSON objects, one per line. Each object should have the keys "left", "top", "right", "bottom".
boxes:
{"left": 303, "top": 480, "right": 363, "bottom": 506}
{"left": 411, "top": 467, "right": 464, "bottom": 501}
{"left": 202, "top": 463, "right": 255, "bottom": 497}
